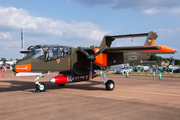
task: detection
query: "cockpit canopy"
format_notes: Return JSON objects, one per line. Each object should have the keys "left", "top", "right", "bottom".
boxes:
{"left": 25, "top": 45, "right": 72, "bottom": 61}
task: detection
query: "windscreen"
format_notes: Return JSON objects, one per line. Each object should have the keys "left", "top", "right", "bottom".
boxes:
{"left": 25, "top": 46, "right": 44, "bottom": 60}
{"left": 25, "top": 45, "right": 72, "bottom": 60}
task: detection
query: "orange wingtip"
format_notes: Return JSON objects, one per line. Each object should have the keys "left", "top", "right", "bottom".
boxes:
{"left": 158, "top": 45, "right": 176, "bottom": 53}
{"left": 145, "top": 45, "right": 176, "bottom": 53}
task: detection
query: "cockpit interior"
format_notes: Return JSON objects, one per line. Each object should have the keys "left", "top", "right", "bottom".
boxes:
{"left": 25, "top": 45, "right": 72, "bottom": 61}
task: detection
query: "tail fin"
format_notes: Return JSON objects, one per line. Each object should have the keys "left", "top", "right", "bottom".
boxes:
{"left": 144, "top": 31, "right": 158, "bottom": 46}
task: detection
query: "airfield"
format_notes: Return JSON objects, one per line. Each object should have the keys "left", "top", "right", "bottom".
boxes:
{"left": 0, "top": 70, "right": 180, "bottom": 120}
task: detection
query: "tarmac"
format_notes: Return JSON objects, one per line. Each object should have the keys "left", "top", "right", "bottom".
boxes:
{"left": 0, "top": 70, "right": 180, "bottom": 120}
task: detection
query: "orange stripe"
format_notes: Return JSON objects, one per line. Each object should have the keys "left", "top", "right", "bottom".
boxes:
{"left": 15, "top": 64, "right": 31, "bottom": 72}
{"left": 151, "top": 39, "right": 156, "bottom": 46}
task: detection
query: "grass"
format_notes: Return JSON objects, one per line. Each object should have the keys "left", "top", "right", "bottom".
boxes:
{"left": 96, "top": 71, "right": 180, "bottom": 77}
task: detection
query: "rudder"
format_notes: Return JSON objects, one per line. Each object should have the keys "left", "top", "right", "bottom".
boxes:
{"left": 144, "top": 31, "right": 158, "bottom": 46}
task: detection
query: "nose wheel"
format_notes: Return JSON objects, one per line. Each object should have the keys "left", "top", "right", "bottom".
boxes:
{"left": 33, "top": 76, "right": 48, "bottom": 93}
{"left": 36, "top": 82, "right": 46, "bottom": 92}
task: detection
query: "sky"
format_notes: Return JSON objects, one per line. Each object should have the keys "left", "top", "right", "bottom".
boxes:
{"left": 0, "top": 0, "right": 180, "bottom": 60}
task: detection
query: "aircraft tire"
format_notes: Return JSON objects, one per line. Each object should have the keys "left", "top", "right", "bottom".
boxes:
{"left": 106, "top": 80, "right": 115, "bottom": 91}
{"left": 58, "top": 84, "right": 65, "bottom": 86}
{"left": 36, "top": 82, "right": 46, "bottom": 92}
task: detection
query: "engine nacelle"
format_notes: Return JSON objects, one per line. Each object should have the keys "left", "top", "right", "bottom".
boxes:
{"left": 93, "top": 48, "right": 107, "bottom": 66}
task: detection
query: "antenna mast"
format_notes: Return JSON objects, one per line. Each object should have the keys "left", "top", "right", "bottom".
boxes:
{"left": 21, "top": 28, "right": 24, "bottom": 58}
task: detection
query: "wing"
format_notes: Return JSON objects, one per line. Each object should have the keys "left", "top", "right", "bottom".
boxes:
{"left": 104, "top": 45, "right": 176, "bottom": 54}
{"left": 100, "top": 31, "right": 175, "bottom": 54}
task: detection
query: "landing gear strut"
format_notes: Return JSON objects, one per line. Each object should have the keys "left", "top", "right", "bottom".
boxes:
{"left": 102, "top": 69, "right": 115, "bottom": 91}
{"left": 33, "top": 76, "right": 47, "bottom": 93}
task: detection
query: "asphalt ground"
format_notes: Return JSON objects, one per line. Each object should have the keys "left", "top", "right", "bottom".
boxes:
{"left": 0, "top": 70, "right": 180, "bottom": 120}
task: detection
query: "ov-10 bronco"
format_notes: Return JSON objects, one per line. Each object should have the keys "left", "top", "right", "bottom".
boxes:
{"left": 12, "top": 31, "right": 176, "bottom": 92}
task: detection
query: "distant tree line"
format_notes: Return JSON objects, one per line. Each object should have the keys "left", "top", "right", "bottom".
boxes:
{"left": 0, "top": 57, "right": 6, "bottom": 61}
{"left": 79, "top": 45, "right": 98, "bottom": 49}
{"left": 0, "top": 57, "right": 19, "bottom": 62}
{"left": 147, "top": 54, "right": 180, "bottom": 65}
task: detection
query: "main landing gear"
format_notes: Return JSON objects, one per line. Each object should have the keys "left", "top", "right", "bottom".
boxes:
{"left": 32, "top": 69, "right": 115, "bottom": 92}
{"left": 33, "top": 76, "right": 47, "bottom": 93}
{"left": 103, "top": 69, "right": 115, "bottom": 91}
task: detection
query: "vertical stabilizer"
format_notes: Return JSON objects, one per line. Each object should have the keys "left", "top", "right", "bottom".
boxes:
{"left": 99, "top": 35, "right": 115, "bottom": 49}
{"left": 144, "top": 31, "right": 158, "bottom": 46}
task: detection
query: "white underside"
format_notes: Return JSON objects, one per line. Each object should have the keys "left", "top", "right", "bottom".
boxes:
{"left": 13, "top": 72, "right": 46, "bottom": 76}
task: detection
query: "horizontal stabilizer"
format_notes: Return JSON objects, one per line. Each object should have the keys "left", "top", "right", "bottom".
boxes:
{"left": 20, "top": 50, "right": 31, "bottom": 54}
{"left": 106, "top": 33, "right": 148, "bottom": 39}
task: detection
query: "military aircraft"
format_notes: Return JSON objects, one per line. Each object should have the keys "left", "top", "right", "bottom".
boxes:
{"left": 12, "top": 31, "right": 176, "bottom": 92}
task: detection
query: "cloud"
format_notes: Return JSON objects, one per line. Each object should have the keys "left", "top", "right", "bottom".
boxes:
{"left": 0, "top": 32, "right": 12, "bottom": 39}
{"left": 59, "top": 21, "right": 108, "bottom": 41}
{"left": 68, "top": 0, "right": 180, "bottom": 15}
{"left": 24, "top": 37, "right": 45, "bottom": 47}
{"left": 0, "top": 42, "right": 20, "bottom": 52}
{"left": 68, "top": 0, "right": 115, "bottom": 6}
{"left": 0, "top": 6, "right": 108, "bottom": 41}
{"left": 111, "top": 0, "right": 180, "bottom": 15}
{"left": 0, "top": 42, "right": 20, "bottom": 47}
{"left": 168, "top": 7, "right": 180, "bottom": 16}
{"left": 156, "top": 28, "right": 180, "bottom": 36}
{"left": 0, "top": 42, "right": 21, "bottom": 58}
{"left": 141, "top": 8, "right": 161, "bottom": 14}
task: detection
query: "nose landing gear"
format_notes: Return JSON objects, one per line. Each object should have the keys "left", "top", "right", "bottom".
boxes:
{"left": 33, "top": 76, "right": 48, "bottom": 93}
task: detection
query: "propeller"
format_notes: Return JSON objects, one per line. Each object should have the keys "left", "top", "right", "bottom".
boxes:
{"left": 78, "top": 46, "right": 107, "bottom": 80}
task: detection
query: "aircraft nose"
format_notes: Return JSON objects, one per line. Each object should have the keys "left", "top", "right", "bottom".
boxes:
{"left": 12, "top": 65, "right": 16, "bottom": 72}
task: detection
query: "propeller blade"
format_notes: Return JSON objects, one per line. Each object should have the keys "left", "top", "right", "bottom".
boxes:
{"left": 89, "top": 61, "right": 93, "bottom": 81}
{"left": 94, "top": 46, "right": 107, "bottom": 56}
{"left": 78, "top": 47, "right": 89, "bottom": 57}
{"left": 78, "top": 46, "right": 107, "bottom": 80}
